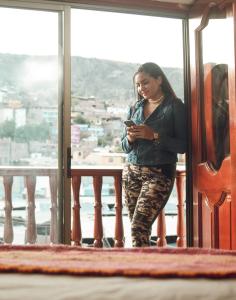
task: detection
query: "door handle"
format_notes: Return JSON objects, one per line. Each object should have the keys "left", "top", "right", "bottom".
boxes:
{"left": 67, "top": 147, "right": 72, "bottom": 178}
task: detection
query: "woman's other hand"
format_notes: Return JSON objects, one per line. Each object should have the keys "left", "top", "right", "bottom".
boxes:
{"left": 126, "top": 125, "right": 137, "bottom": 143}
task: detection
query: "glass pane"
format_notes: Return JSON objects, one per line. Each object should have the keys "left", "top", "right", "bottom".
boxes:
{"left": 71, "top": 9, "right": 184, "bottom": 247}
{"left": 0, "top": 7, "right": 61, "bottom": 244}
{"left": 202, "top": 17, "right": 231, "bottom": 170}
{"left": 71, "top": 9, "right": 184, "bottom": 167}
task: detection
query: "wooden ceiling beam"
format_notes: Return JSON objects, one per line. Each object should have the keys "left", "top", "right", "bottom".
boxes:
{"left": 188, "top": 0, "right": 232, "bottom": 18}
{"left": 48, "top": 0, "right": 191, "bottom": 18}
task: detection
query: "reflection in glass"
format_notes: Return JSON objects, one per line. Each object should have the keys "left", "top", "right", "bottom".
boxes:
{"left": 202, "top": 16, "right": 231, "bottom": 170}
{"left": 211, "top": 64, "right": 229, "bottom": 170}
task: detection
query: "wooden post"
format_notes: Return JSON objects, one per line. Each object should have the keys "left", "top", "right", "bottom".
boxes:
{"left": 72, "top": 175, "right": 82, "bottom": 246}
{"left": 49, "top": 174, "right": 58, "bottom": 244}
{"left": 25, "top": 175, "right": 37, "bottom": 244}
{"left": 176, "top": 170, "right": 186, "bottom": 247}
{"left": 114, "top": 175, "right": 124, "bottom": 247}
{"left": 156, "top": 208, "right": 167, "bottom": 247}
{"left": 93, "top": 175, "right": 103, "bottom": 247}
{"left": 3, "top": 176, "right": 13, "bottom": 244}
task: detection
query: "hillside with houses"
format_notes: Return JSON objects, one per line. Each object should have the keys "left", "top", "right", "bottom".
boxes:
{"left": 0, "top": 53, "right": 184, "bottom": 167}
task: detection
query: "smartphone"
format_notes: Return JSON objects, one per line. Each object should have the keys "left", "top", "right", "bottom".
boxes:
{"left": 124, "top": 120, "right": 136, "bottom": 127}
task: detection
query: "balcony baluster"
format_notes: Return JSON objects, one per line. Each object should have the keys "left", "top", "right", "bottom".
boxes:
{"left": 176, "top": 170, "right": 186, "bottom": 247}
{"left": 72, "top": 175, "right": 82, "bottom": 246}
{"left": 3, "top": 176, "right": 13, "bottom": 244}
{"left": 157, "top": 209, "right": 167, "bottom": 247}
{"left": 49, "top": 174, "right": 58, "bottom": 244}
{"left": 93, "top": 175, "right": 103, "bottom": 248}
{"left": 114, "top": 174, "right": 124, "bottom": 247}
{"left": 25, "top": 175, "right": 37, "bottom": 244}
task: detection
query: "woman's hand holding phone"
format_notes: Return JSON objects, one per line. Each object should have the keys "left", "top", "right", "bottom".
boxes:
{"left": 124, "top": 120, "right": 136, "bottom": 127}
{"left": 124, "top": 120, "right": 136, "bottom": 143}
{"left": 126, "top": 123, "right": 155, "bottom": 142}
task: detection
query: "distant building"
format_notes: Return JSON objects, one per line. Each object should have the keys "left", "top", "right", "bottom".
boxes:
{"left": 0, "top": 139, "right": 28, "bottom": 165}
{"left": 15, "top": 109, "right": 26, "bottom": 127}
{"left": 88, "top": 126, "right": 104, "bottom": 137}
{"left": 0, "top": 108, "right": 13, "bottom": 123}
{"left": 85, "top": 151, "right": 126, "bottom": 165}
{"left": 71, "top": 124, "right": 81, "bottom": 144}
{"left": 42, "top": 109, "right": 57, "bottom": 125}
{"left": 72, "top": 139, "right": 97, "bottom": 164}
{"left": 0, "top": 108, "right": 26, "bottom": 127}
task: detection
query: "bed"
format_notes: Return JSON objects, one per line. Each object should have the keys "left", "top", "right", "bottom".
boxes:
{"left": 1, "top": 274, "right": 236, "bottom": 300}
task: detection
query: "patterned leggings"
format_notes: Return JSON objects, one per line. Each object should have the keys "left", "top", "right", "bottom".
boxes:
{"left": 122, "top": 164, "right": 175, "bottom": 247}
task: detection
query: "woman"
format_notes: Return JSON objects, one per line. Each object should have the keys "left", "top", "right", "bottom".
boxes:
{"left": 121, "top": 62, "right": 187, "bottom": 247}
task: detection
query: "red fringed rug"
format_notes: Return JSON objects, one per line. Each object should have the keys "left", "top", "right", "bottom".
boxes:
{"left": 0, "top": 245, "right": 236, "bottom": 279}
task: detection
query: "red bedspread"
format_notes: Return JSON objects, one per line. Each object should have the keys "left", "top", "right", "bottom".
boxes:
{"left": 0, "top": 245, "right": 236, "bottom": 278}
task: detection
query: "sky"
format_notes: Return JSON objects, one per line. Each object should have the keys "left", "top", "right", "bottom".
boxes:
{"left": 71, "top": 9, "right": 183, "bottom": 67}
{"left": 0, "top": 7, "right": 184, "bottom": 68}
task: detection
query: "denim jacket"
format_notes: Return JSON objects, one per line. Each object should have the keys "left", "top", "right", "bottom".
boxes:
{"left": 121, "top": 94, "right": 187, "bottom": 166}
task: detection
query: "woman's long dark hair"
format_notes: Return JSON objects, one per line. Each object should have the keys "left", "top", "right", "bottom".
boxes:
{"left": 133, "top": 62, "right": 176, "bottom": 101}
